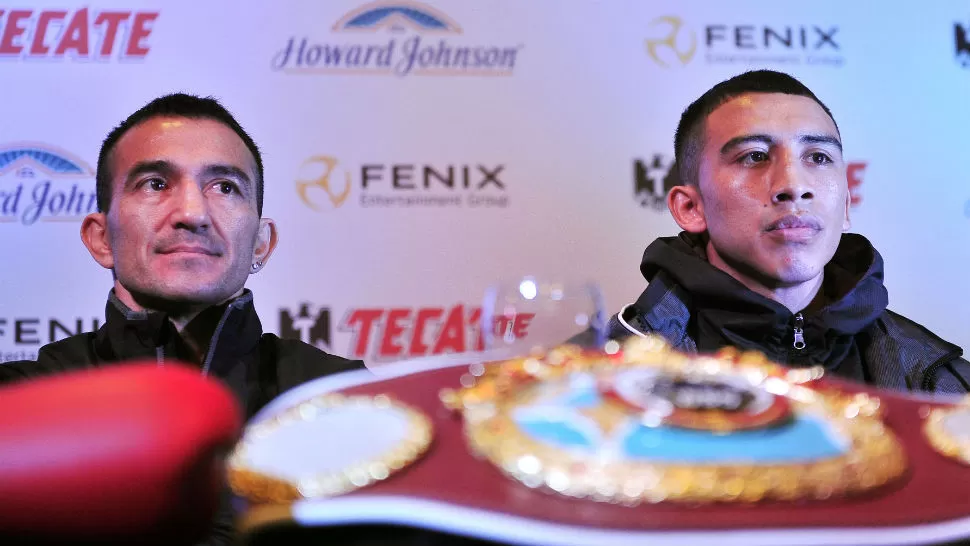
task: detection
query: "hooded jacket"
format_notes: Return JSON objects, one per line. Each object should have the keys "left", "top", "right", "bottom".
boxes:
{"left": 606, "top": 233, "right": 970, "bottom": 393}
{"left": 0, "top": 290, "right": 363, "bottom": 418}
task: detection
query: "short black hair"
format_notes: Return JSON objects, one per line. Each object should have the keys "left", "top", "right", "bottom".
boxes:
{"left": 673, "top": 70, "right": 839, "bottom": 188}
{"left": 95, "top": 93, "right": 264, "bottom": 215}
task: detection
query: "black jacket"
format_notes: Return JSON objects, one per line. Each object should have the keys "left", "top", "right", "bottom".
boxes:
{"left": 0, "top": 290, "right": 364, "bottom": 418}
{"left": 605, "top": 233, "right": 970, "bottom": 393}
{"left": 0, "top": 290, "right": 365, "bottom": 545}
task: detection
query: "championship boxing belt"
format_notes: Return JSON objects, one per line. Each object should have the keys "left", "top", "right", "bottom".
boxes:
{"left": 228, "top": 338, "right": 970, "bottom": 546}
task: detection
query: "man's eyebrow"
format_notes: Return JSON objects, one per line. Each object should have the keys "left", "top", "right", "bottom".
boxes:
{"left": 202, "top": 164, "right": 253, "bottom": 190}
{"left": 799, "top": 134, "right": 843, "bottom": 152}
{"left": 125, "top": 160, "right": 177, "bottom": 184}
{"left": 718, "top": 133, "right": 844, "bottom": 155}
{"left": 719, "top": 134, "right": 773, "bottom": 155}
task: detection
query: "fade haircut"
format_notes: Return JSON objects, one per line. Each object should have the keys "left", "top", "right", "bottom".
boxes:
{"left": 673, "top": 70, "right": 839, "bottom": 188}
{"left": 95, "top": 93, "right": 264, "bottom": 215}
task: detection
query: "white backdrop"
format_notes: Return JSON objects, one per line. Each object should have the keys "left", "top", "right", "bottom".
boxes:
{"left": 2, "top": 0, "right": 969, "bottom": 365}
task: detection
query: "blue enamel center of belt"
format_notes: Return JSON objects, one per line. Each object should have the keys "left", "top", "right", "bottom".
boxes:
{"left": 513, "top": 380, "right": 848, "bottom": 464}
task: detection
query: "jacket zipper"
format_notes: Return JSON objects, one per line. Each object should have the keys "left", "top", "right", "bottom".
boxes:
{"left": 150, "top": 304, "right": 239, "bottom": 376}
{"left": 920, "top": 349, "right": 964, "bottom": 391}
{"left": 793, "top": 312, "right": 806, "bottom": 350}
{"left": 200, "top": 303, "right": 238, "bottom": 377}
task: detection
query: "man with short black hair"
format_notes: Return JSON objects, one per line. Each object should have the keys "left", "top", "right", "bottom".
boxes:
{"left": 608, "top": 70, "right": 969, "bottom": 392}
{"left": 0, "top": 93, "right": 365, "bottom": 544}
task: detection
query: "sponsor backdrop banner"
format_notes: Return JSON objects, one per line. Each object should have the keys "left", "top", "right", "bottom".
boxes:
{"left": 2, "top": 1, "right": 969, "bottom": 365}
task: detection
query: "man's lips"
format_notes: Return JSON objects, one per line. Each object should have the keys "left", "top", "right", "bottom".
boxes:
{"left": 766, "top": 214, "right": 822, "bottom": 232}
{"left": 157, "top": 244, "right": 220, "bottom": 256}
{"left": 765, "top": 214, "right": 822, "bottom": 242}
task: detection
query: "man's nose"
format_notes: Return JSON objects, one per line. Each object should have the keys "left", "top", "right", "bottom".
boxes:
{"left": 770, "top": 156, "right": 814, "bottom": 205}
{"left": 171, "top": 181, "right": 211, "bottom": 230}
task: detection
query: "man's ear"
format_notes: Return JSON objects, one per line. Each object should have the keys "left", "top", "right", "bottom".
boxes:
{"left": 80, "top": 212, "right": 114, "bottom": 270}
{"left": 250, "top": 218, "right": 279, "bottom": 274}
{"left": 667, "top": 184, "right": 707, "bottom": 234}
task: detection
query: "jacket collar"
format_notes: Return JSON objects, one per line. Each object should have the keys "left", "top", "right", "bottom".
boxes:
{"left": 615, "top": 233, "right": 964, "bottom": 388}
{"left": 623, "top": 232, "right": 889, "bottom": 366}
{"left": 95, "top": 289, "right": 263, "bottom": 376}
{"left": 610, "top": 272, "right": 697, "bottom": 353}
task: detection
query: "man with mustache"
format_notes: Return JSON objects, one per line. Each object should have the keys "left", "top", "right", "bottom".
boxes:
{"left": 609, "top": 70, "right": 968, "bottom": 392}
{"left": 0, "top": 94, "right": 364, "bottom": 543}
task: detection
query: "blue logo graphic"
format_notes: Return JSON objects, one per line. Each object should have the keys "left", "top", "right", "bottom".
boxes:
{"left": 334, "top": 3, "right": 461, "bottom": 33}
{"left": 0, "top": 143, "right": 96, "bottom": 225}
{"left": 514, "top": 374, "right": 846, "bottom": 465}
{"left": 272, "top": 1, "right": 522, "bottom": 77}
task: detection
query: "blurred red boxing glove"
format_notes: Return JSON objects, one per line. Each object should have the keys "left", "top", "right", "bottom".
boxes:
{"left": 0, "top": 362, "right": 242, "bottom": 545}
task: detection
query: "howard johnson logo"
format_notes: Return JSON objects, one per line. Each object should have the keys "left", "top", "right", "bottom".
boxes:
{"left": 0, "top": 144, "right": 97, "bottom": 225}
{"left": 272, "top": 1, "right": 522, "bottom": 76}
